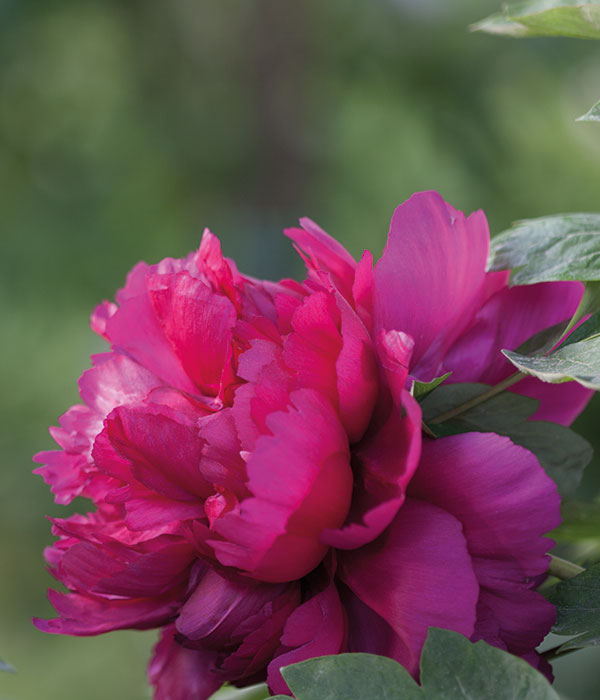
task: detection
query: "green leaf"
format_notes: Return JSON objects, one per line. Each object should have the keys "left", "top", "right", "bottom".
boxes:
{"left": 488, "top": 213, "right": 600, "bottom": 285}
{"left": 562, "top": 310, "right": 600, "bottom": 345}
{"left": 577, "top": 98, "right": 600, "bottom": 121}
{"left": 271, "top": 629, "right": 558, "bottom": 699}
{"left": 0, "top": 658, "right": 15, "bottom": 673}
{"left": 514, "top": 320, "right": 570, "bottom": 356}
{"left": 472, "top": 1, "right": 600, "bottom": 39}
{"left": 412, "top": 371, "right": 452, "bottom": 401}
{"left": 546, "top": 562, "right": 600, "bottom": 651}
{"left": 503, "top": 334, "right": 600, "bottom": 389}
{"left": 422, "top": 383, "right": 538, "bottom": 429}
{"left": 279, "top": 653, "right": 419, "bottom": 700}
{"left": 419, "top": 629, "right": 559, "bottom": 699}
{"left": 421, "top": 383, "right": 591, "bottom": 495}
{"left": 210, "top": 683, "right": 271, "bottom": 700}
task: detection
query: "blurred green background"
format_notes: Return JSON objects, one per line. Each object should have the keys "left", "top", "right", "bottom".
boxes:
{"left": 2, "top": 0, "right": 600, "bottom": 698}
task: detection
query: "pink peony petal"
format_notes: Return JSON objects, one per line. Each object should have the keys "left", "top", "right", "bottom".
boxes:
{"left": 95, "top": 404, "right": 212, "bottom": 501}
{"left": 105, "top": 263, "right": 198, "bottom": 393}
{"left": 285, "top": 217, "right": 357, "bottom": 302}
{"left": 339, "top": 498, "right": 479, "bottom": 677}
{"left": 267, "top": 563, "right": 346, "bottom": 695}
{"left": 210, "top": 389, "right": 352, "bottom": 582}
{"left": 408, "top": 433, "right": 560, "bottom": 658}
{"left": 373, "top": 191, "right": 490, "bottom": 380}
{"left": 149, "top": 625, "right": 222, "bottom": 700}
{"left": 442, "top": 280, "right": 592, "bottom": 425}
{"left": 34, "top": 588, "right": 183, "bottom": 636}
{"left": 149, "top": 271, "right": 238, "bottom": 396}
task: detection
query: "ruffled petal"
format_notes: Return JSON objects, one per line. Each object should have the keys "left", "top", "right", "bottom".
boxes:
{"left": 149, "top": 625, "right": 222, "bottom": 700}
{"left": 210, "top": 389, "right": 352, "bottom": 582}
{"left": 267, "top": 563, "right": 346, "bottom": 695}
{"left": 408, "top": 433, "right": 560, "bottom": 658}
{"left": 285, "top": 217, "right": 357, "bottom": 302}
{"left": 373, "top": 191, "right": 490, "bottom": 380}
{"left": 339, "top": 498, "right": 479, "bottom": 677}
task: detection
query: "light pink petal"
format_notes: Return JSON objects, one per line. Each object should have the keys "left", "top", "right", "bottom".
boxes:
{"left": 194, "top": 228, "right": 242, "bottom": 310}
{"left": 339, "top": 498, "right": 479, "bottom": 677}
{"left": 334, "top": 292, "right": 379, "bottom": 443}
{"left": 149, "top": 271, "right": 237, "bottom": 396}
{"left": 443, "top": 281, "right": 592, "bottom": 425}
{"left": 284, "top": 291, "right": 342, "bottom": 410}
{"left": 57, "top": 541, "right": 194, "bottom": 598}
{"left": 34, "top": 588, "right": 182, "bottom": 636}
{"left": 323, "top": 332, "right": 420, "bottom": 549}
{"left": 105, "top": 265, "right": 198, "bottom": 393}
{"left": 322, "top": 389, "right": 421, "bottom": 549}
{"left": 95, "top": 404, "right": 211, "bottom": 501}
{"left": 352, "top": 250, "right": 374, "bottom": 330}
{"left": 285, "top": 217, "right": 356, "bottom": 302}
{"left": 149, "top": 625, "right": 222, "bottom": 700}
{"left": 109, "top": 484, "right": 206, "bottom": 531}
{"left": 79, "top": 352, "right": 164, "bottom": 418}
{"left": 373, "top": 191, "right": 490, "bottom": 380}
{"left": 267, "top": 566, "right": 346, "bottom": 695}
{"left": 90, "top": 301, "right": 117, "bottom": 340}
{"left": 408, "top": 433, "right": 560, "bottom": 657}
{"left": 33, "top": 450, "right": 89, "bottom": 505}
{"left": 210, "top": 389, "right": 353, "bottom": 582}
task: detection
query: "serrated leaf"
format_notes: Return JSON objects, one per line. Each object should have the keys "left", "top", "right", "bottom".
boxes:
{"left": 546, "top": 562, "right": 600, "bottom": 651}
{"left": 578, "top": 98, "right": 600, "bottom": 121}
{"left": 271, "top": 629, "right": 558, "bottom": 699}
{"left": 515, "top": 320, "right": 571, "bottom": 356}
{"left": 0, "top": 658, "right": 15, "bottom": 673}
{"left": 413, "top": 372, "right": 452, "bottom": 401}
{"left": 488, "top": 213, "right": 600, "bottom": 285}
{"left": 503, "top": 334, "right": 600, "bottom": 389}
{"left": 421, "top": 383, "right": 590, "bottom": 495}
{"left": 472, "top": 1, "right": 600, "bottom": 39}
{"left": 421, "top": 383, "right": 539, "bottom": 428}
{"left": 280, "top": 653, "right": 418, "bottom": 700}
{"left": 420, "top": 629, "right": 559, "bottom": 699}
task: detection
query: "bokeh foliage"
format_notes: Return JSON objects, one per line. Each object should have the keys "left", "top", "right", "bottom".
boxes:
{"left": 2, "top": 1, "right": 600, "bottom": 698}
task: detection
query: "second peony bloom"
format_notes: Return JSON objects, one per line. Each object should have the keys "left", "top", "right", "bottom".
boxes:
{"left": 34, "top": 192, "right": 590, "bottom": 699}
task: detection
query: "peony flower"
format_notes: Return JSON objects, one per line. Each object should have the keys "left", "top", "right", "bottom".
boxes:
{"left": 34, "top": 192, "right": 590, "bottom": 699}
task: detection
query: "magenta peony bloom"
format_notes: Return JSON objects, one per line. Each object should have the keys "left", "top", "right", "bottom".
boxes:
{"left": 34, "top": 192, "right": 590, "bottom": 699}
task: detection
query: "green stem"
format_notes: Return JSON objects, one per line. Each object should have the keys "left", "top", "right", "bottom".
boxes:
{"left": 429, "top": 371, "right": 525, "bottom": 424}
{"left": 421, "top": 420, "right": 437, "bottom": 438}
{"left": 548, "top": 555, "right": 585, "bottom": 581}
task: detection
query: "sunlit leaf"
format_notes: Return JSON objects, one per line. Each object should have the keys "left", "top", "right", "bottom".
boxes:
{"left": 577, "top": 98, "right": 600, "bottom": 121}
{"left": 488, "top": 214, "right": 600, "bottom": 285}
{"left": 472, "top": 1, "right": 600, "bottom": 39}
{"left": 503, "top": 335, "right": 600, "bottom": 389}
